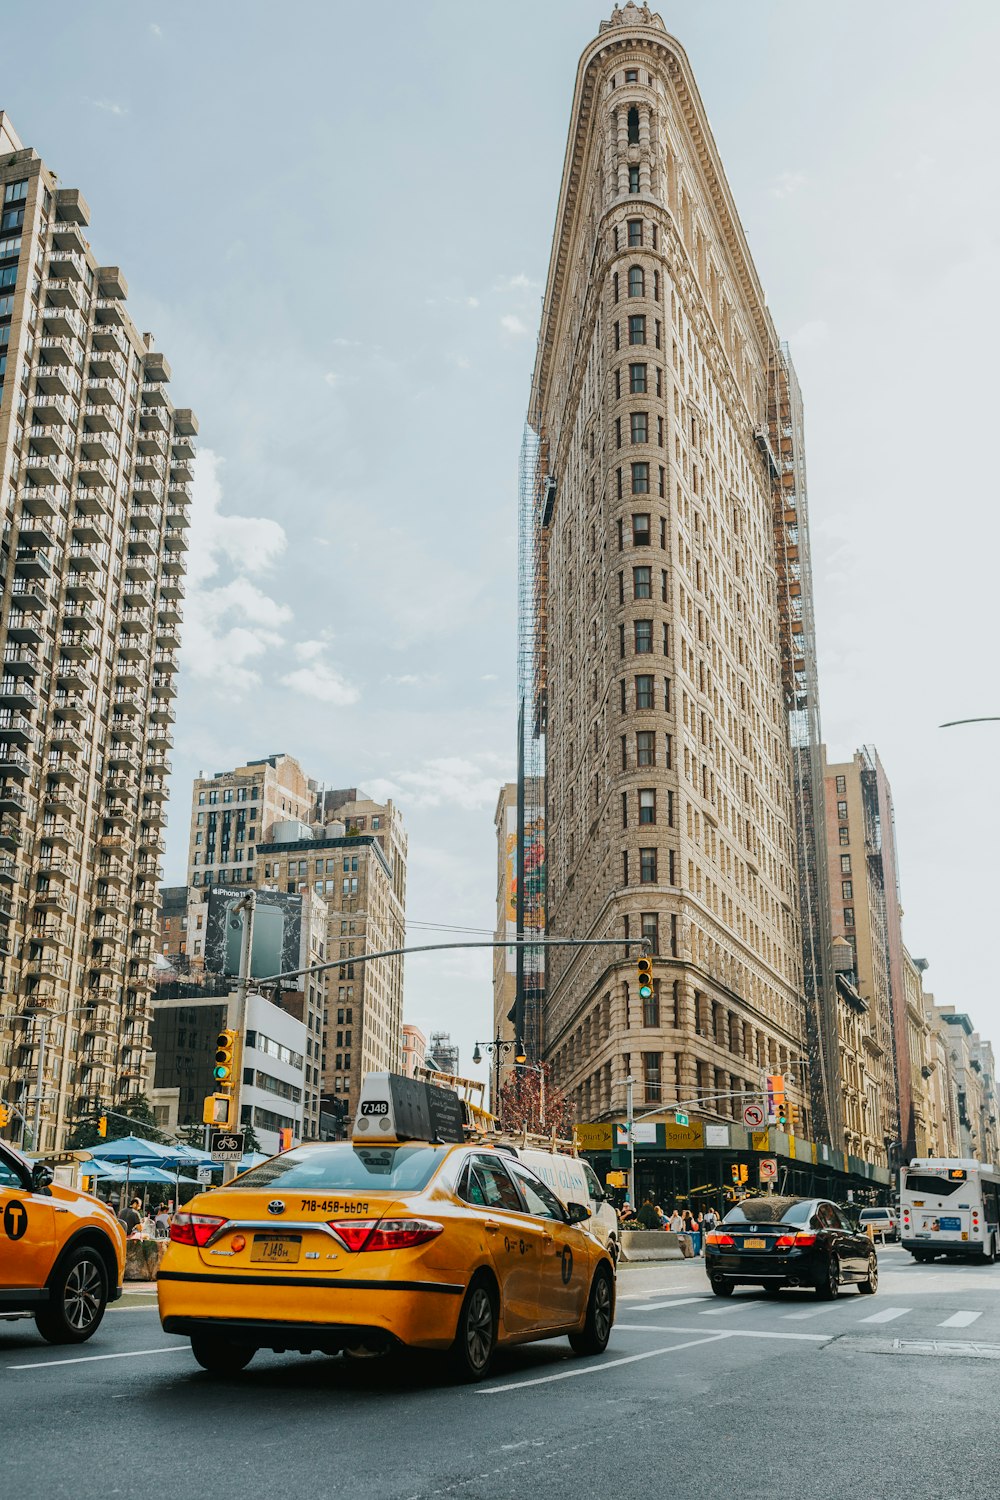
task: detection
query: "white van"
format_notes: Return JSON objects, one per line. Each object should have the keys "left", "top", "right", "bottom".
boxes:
{"left": 504, "top": 1146, "right": 619, "bottom": 1263}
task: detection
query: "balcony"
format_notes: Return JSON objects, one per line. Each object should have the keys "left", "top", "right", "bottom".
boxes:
{"left": 0, "top": 748, "right": 31, "bottom": 779}
{"left": 140, "top": 406, "right": 169, "bottom": 433}
{"left": 0, "top": 711, "right": 35, "bottom": 745}
{"left": 88, "top": 348, "right": 126, "bottom": 381}
{"left": 86, "top": 376, "right": 124, "bottom": 409}
{"left": 129, "top": 502, "right": 161, "bottom": 530}
{"left": 93, "top": 891, "right": 128, "bottom": 916}
{"left": 45, "top": 757, "right": 81, "bottom": 785}
{"left": 163, "top": 528, "right": 186, "bottom": 553}
{"left": 91, "top": 322, "right": 127, "bottom": 355}
{"left": 0, "top": 678, "right": 39, "bottom": 712}
{"left": 33, "top": 888, "right": 68, "bottom": 914}
{"left": 48, "top": 250, "right": 86, "bottom": 282}
{"left": 20, "top": 470, "right": 62, "bottom": 505}
{"left": 44, "top": 278, "right": 83, "bottom": 310}
{"left": 93, "top": 920, "right": 125, "bottom": 945}
{"left": 40, "top": 818, "right": 72, "bottom": 849}
{"left": 77, "top": 451, "right": 117, "bottom": 484}
{"left": 56, "top": 661, "right": 90, "bottom": 694}
{"left": 149, "top": 700, "right": 175, "bottom": 726}
{"left": 105, "top": 774, "right": 136, "bottom": 800}
{"left": 165, "top": 503, "right": 190, "bottom": 531}
{"left": 95, "top": 296, "right": 125, "bottom": 326}
{"left": 16, "top": 516, "right": 60, "bottom": 551}
{"left": 79, "top": 430, "right": 116, "bottom": 463}
{"left": 2, "top": 643, "right": 40, "bottom": 678}
{"left": 6, "top": 612, "right": 44, "bottom": 647}
{"left": 74, "top": 483, "right": 112, "bottom": 518}
{"left": 116, "top": 634, "right": 146, "bottom": 662}
{"left": 173, "top": 409, "right": 198, "bottom": 437}
{"left": 136, "top": 430, "right": 168, "bottom": 458}
{"left": 158, "top": 574, "right": 185, "bottom": 600}
{"left": 122, "top": 580, "right": 155, "bottom": 609}
{"left": 0, "top": 855, "right": 17, "bottom": 884}
{"left": 125, "top": 555, "right": 155, "bottom": 585}
{"left": 141, "top": 382, "right": 170, "bottom": 409}
{"left": 109, "top": 715, "right": 141, "bottom": 744}
{"left": 33, "top": 362, "right": 75, "bottom": 399}
{"left": 38, "top": 335, "right": 75, "bottom": 365}
{"left": 170, "top": 457, "right": 194, "bottom": 484}
{"left": 135, "top": 452, "right": 166, "bottom": 481}
{"left": 159, "top": 551, "right": 184, "bottom": 574}
{"left": 113, "top": 687, "right": 144, "bottom": 717}
{"left": 13, "top": 548, "right": 52, "bottom": 580}
{"left": 22, "top": 958, "right": 62, "bottom": 983}
{"left": 68, "top": 543, "right": 102, "bottom": 573}
{"left": 52, "top": 693, "right": 85, "bottom": 722}
{"left": 58, "top": 629, "right": 93, "bottom": 661}
{"left": 41, "top": 303, "right": 84, "bottom": 339}
{"left": 83, "top": 403, "right": 116, "bottom": 433}
{"left": 141, "top": 778, "right": 167, "bottom": 802}
{"left": 0, "top": 817, "right": 21, "bottom": 851}
{"left": 157, "top": 597, "right": 182, "bottom": 622}
{"left": 97, "top": 266, "right": 127, "bottom": 299}
{"left": 34, "top": 852, "right": 69, "bottom": 878}
{"left": 32, "top": 391, "right": 76, "bottom": 427}
{"left": 26, "top": 423, "right": 73, "bottom": 457}
{"left": 137, "top": 830, "right": 165, "bottom": 855}
{"left": 65, "top": 572, "right": 99, "bottom": 604}
{"left": 0, "top": 783, "right": 27, "bottom": 814}
{"left": 155, "top": 624, "right": 180, "bottom": 651}
{"left": 10, "top": 578, "right": 49, "bottom": 614}
{"left": 0, "top": 891, "right": 15, "bottom": 922}
{"left": 43, "top": 788, "right": 80, "bottom": 820}
{"left": 31, "top": 920, "right": 69, "bottom": 948}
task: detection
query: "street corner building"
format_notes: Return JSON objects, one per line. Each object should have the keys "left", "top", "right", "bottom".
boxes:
{"left": 524, "top": 8, "right": 833, "bottom": 1140}
{"left": 0, "top": 113, "right": 195, "bottom": 1151}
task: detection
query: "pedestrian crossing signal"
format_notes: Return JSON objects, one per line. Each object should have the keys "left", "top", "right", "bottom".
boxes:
{"left": 636, "top": 956, "right": 653, "bottom": 1000}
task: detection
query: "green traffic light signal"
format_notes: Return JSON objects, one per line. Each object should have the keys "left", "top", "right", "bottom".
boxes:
{"left": 636, "top": 956, "right": 653, "bottom": 1000}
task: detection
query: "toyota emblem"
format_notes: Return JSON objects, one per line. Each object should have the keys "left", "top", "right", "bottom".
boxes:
{"left": 267, "top": 1200, "right": 286, "bottom": 1216}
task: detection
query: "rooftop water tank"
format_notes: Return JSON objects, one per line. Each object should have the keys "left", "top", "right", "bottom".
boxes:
{"left": 271, "top": 819, "right": 313, "bottom": 844}
{"left": 325, "top": 820, "right": 347, "bottom": 838}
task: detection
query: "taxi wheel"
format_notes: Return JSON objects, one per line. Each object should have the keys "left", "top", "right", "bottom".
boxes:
{"left": 569, "top": 1265, "right": 614, "bottom": 1356}
{"left": 449, "top": 1276, "right": 498, "bottom": 1382}
{"left": 190, "top": 1335, "right": 256, "bottom": 1375}
{"left": 858, "top": 1254, "right": 878, "bottom": 1294}
{"left": 35, "top": 1248, "right": 108, "bottom": 1344}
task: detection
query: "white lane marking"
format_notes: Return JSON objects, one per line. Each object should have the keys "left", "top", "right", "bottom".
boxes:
{"left": 699, "top": 1298, "right": 761, "bottom": 1316}
{"left": 858, "top": 1306, "right": 911, "bottom": 1325}
{"left": 628, "top": 1297, "right": 712, "bottom": 1312}
{"left": 613, "top": 1323, "right": 828, "bottom": 1344}
{"left": 783, "top": 1300, "right": 855, "bottom": 1320}
{"left": 476, "top": 1333, "right": 732, "bottom": 1394}
{"left": 939, "top": 1311, "right": 982, "bottom": 1328}
{"left": 108, "top": 1305, "right": 161, "bottom": 1314}
{"left": 619, "top": 1288, "right": 705, "bottom": 1301}
{"left": 8, "top": 1345, "right": 188, "bottom": 1371}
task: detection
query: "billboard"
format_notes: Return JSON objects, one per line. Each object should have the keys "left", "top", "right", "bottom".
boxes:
{"left": 504, "top": 805, "right": 545, "bottom": 974}
{"left": 205, "top": 887, "right": 303, "bottom": 982}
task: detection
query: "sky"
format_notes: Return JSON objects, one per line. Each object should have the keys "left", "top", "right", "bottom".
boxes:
{"left": 3, "top": 0, "right": 999, "bottom": 1088}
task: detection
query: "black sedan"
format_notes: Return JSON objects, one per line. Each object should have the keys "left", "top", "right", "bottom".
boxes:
{"left": 705, "top": 1196, "right": 878, "bottom": 1299}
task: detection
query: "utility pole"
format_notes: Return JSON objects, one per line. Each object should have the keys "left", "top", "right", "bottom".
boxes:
{"left": 626, "top": 1074, "right": 636, "bottom": 1208}
{"left": 223, "top": 891, "right": 256, "bottom": 1184}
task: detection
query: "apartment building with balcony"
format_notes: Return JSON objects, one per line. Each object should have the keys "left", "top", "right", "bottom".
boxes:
{"left": 0, "top": 114, "right": 194, "bottom": 1150}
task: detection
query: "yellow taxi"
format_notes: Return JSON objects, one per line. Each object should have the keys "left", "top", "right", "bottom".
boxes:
{"left": 0, "top": 1139, "right": 126, "bottom": 1343}
{"left": 158, "top": 1073, "right": 615, "bottom": 1380}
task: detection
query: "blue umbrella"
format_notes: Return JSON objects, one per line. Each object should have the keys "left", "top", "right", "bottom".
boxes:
{"left": 88, "top": 1134, "right": 176, "bottom": 1165}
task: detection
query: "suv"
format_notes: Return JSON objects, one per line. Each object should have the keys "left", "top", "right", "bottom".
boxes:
{"left": 0, "top": 1140, "right": 126, "bottom": 1343}
{"left": 857, "top": 1206, "right": 899, "bottom": 1242}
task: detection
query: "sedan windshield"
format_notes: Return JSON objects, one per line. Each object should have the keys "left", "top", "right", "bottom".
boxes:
{"left": 219, "top": 1144, "right": 448, "bottom": 1193}
{"left": 723, "top": 1197, "right": 813, "bottom": 1226}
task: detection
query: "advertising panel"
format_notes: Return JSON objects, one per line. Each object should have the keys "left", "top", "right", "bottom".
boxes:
{"left": 205, "top": 887, "right": 303, "bottom": 981}
{"left": 504, "top": 805, "right": 546, "bottom": 973}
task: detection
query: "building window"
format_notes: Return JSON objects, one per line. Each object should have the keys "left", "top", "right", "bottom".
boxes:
{"left": 636, "top": 731, "right": 655, "bottom": 766}
{"left": 842, "top": 881, "right": 853, "bottom": 899}
{"left": 628, "top": 265, "right": 644, "bottom": 298}
{"left": 643, "top": 982, "right": 660, "bottom": 1029}
{"left": 835, "top": 775, "right": 846, "bottom": 794}
{"left": 624, "top": 69, "right": 638, "bottom": 84}
{"left": 840, "top": 854, "right": 851, "bottom": 873}
{"left": 844, "top": 907, "right": 855, "bottom": 928}
{"left": 628, "top": 315, "right": 646, "bottom": 345}
{"left": 630, "top": 411, "right": 648, "bottom": 443}
{"left": 632, "top": 513, "right": 650, "bottom": 546}
{"left": 627, "top": 107, "right": 640, "bottom": 145}
{"left": 839, "top": 827, "right": 849, "bottom": 846}
{"left": 631, "top": 462, "right": 649, "bottom": 494}
{"left": 628, "top": 164, "right": 640, "bottom": 193}
{"left": 613, "top": 271, "right": 620, "bottom": 303}
{"left": 639, "top": 848, "right": 657, "bottom": 883}
{"left": 634, "top": 619, "right": 653, "bottom": 654}
{"left": 639, "top": 789, "right": 656, "bottom": 825}
{"left": 642, "top": 1052, "right": 661, "bottom": 1103}
{"left": 633, "top": 566, "right": 651, "bottom": 599}
{"left": 627, "top": 218, "right": 642, "bottom": 247}
{"left": 641, "top": 911, "right": 659, "bottom": 955}
{"left": 837, "top": 800, "right": 848, "bottom": 820}
{"left": 635, "top": 674, "right": 654, "bottom": 709}
{"left": 4, "top": 181, "right": 28, "bottom": 204}
{"left": 629, "top": 362, "right": 647, "bottom": 393}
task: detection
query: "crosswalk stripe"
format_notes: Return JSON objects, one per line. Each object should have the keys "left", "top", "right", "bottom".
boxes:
{"left": 782, "top": 1300, "right": 853, "bottom": 1320}
{"left": 700, "top": 1298, "right": 761, "bottom": 1316}
{"left": 629, "top": 1297, "right": 711, "bottom": 1312}
{"left": 859, "top": 1306, "right": 910, "bottom": 1324}
{"left": 938, "top": 1310, "right": 982, "bottom": 1328}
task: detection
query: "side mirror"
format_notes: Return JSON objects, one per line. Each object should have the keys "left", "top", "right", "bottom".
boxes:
{"left": 590, "top": 1184, "right": 605, "bottom": 1202}
{"left": 31, "top": 1163, "right": 53, "bottom": 1193}
{"left": 565, "top": 1201, "right": 591, "bottom": 1225}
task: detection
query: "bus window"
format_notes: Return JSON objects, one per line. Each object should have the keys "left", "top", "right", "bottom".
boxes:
{"left": 902, "top": 1173, "right": 964, "bottom": 1197}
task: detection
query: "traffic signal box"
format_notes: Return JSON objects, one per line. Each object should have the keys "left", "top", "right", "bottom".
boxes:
{"left": 766, "top": 1073, "right": 785, "bottom": 1125}
{"left": 730, "top": 1163, "right": 748, "bottom": 1184}
{"left": 97, "top": 1115, "right": 107, "bottom": 1138}
{"left": 636, "top": 955, "right": 653, "bottom": 1001}
{"left": 0, "top": 1103, "right": 9, "bottom": 1129}
{"left": 203, "top": 1028, "right": 240, "bottom": 1129}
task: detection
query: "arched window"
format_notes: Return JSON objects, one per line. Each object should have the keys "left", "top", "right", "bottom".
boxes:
{"left": 627, "top": 107, "right": 640, "bottom": 145}
{"left": 628, "top": 265, "right": 644, "bottom": 298}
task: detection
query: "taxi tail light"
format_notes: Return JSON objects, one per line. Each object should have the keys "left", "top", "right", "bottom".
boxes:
{"left": 705, "top": 1232, "right": 735, "bottom": 1247}
{"left": 169, "top": 1213, "right": 229, "bottom": 1248}
{"left": 327, "top": 1218, "right": 445, "bottom": 1252}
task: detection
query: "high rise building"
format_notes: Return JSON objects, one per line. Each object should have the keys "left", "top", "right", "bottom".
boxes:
{"left": 526, "top": 7, "right": 811, "bottom": 1131}
{"left": 186, "top": 753, "right": 316, "bottom": 890}
{"left": 0, "top": 114, "right": 195, "bottom": 1150}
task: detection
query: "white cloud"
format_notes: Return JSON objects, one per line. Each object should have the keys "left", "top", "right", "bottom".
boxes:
{"left": 481, "top": 673, "right": 498, "bottom": 682}
{"left": 93, "top": 99, "right": 128, "bottom": 117}
{"left": 769, "top": 170, "right": 808, "bottom": 199}
{"left": 323, "top": 371, "right": 340, "bottom": 387}
{"left": 366, "top": 753, "right": 512, "bottom": 811}
{"left": 500, "top": 314, "right": 528, "bottom": 338}
{"left": 466, "top": 296, "right": 480, "bottom": 309}
{"left": 283, "top": 640, "right": 360, "bottom": 707}
{"left": 494, "top": 273, "right": 540, "bottom": 292}
{"left": 149, "top": 22, "right": 162, "bottom": 38}
{"left": 186, "top": 448, "right": 286, "bottom": 588}
{"left": 332, "top": 336, "right": 360, "bottom": 348}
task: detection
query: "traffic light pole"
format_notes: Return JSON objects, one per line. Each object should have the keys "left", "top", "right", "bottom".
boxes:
{"left": 223, "top": 891, "right": 256, "bottom": 1184}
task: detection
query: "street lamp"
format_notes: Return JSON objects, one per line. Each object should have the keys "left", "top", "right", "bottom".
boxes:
{"left": 472, "top": 1034, "right": 526, "bottom": 1115}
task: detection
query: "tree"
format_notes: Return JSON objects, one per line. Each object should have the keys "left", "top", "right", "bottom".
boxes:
{"left": 242, "top": 1121, "right": 263, "bottom": 1154}
{"left": 65, "top": 1093, "right": 165, "bottom": 1150}
{"left": 497, "top": 1063, "right": 572, "bottom": 1138}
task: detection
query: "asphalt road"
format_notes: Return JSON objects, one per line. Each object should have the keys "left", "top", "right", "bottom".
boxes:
{"left": 5, "top": 1247, "right": 1000, "bottom": 1500}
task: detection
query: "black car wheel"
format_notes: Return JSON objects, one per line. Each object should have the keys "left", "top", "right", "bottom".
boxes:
{"left": 190, "top": 1335, "right": 255, "bottom": 1375}
{"left": 815, "top": 1253, "right": 841, "bottom": 1300}
{"left": 450, "top": 1276, "right": 498, "bottom": 1382}
{"left": 983, "top": 1235, "right": 998, "bottom": 1265}
{"left": 912, "top": 1251, "right": 934, "bottom": 1263}
{"left": 35, "top": 1247, "right": 108, "bottom": 1345}
{"left": 711, "top": 1278, "right": 735, "bottom": 1298}
{"left": 570, "top": 1264, "right": 614, "bottom": 1356}
{"left": 858, "top": 1254, "right": 878, "bottom": 1295}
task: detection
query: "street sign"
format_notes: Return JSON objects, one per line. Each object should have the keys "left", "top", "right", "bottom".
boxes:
{"left": 674, "top": 1111, "right": 689, "bottom": 1127}
{"left": 743, "top": 1103, "right": 766, "bottom": 1129}
{"left": 759, "top": 1157, "right": 778, "bottom": 1182}
{"left": 196, "top": 1166, "right": 213, "bottom": 1185}
{"left": 209, "top": 1130, "right": 245, "bottom": 1163}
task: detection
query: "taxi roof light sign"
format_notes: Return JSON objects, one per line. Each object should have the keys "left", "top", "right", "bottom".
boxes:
{"left": 353, "top": 1072, "right": 466, "bottom": 1146}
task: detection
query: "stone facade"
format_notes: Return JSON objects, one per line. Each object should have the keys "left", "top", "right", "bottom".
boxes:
{"left": 0, "top": 115, "right": 194, "bottom": 1150}
{"left": 186, "top": 753, "right": 316, "bottom": 891}
{"left": 529, "top": 12, "right": 810, "bottom": 1131}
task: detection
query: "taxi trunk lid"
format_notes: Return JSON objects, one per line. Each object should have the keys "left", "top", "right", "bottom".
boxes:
{"left": 190, "top": 1191, "right": 409, "bottom": 1271}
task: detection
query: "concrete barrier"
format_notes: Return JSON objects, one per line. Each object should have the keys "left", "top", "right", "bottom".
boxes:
{"left": 619, "top": 1230, "right": 693, "bottom": 1262}
{"left": 125, "top": 1239, "right": 169, "bottom": 1281}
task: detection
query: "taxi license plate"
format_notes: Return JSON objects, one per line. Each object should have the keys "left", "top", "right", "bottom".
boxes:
{"left": 743, "top": 1238, "right": 767, "bottom": 1250}
{"left": 251, "top": 1234, "right": 302, "bottom": 1264}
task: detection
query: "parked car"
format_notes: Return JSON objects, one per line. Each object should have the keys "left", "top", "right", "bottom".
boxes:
{"left": 857, "top": 1207, "right": 899, "bottom": 1242}
{"left": 705, "top": 1195, "right": 878, "bottom": 1299}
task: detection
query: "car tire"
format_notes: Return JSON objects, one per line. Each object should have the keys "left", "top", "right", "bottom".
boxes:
{"left": 858, "top": 1255, "right": 878, "bottom": 1295}
{"left": 190, "top": 1335, "right": 255, "bottom": 1375}
{"left": 569, "top": 1264, "right": 615, "bottom": 1356}
{"left": 449, "top": 1275, "right": 498, "bottom": 1382}
{"left": 710, "top": 1279, "right": 735, "bottom": 1298}
{"left": 815, "top": 1254, "right": 841, "bottom": 1300}
{"left": 912, "top": 1251, "right": 932, "bottom": 1263}
{"left": 983, "top": 1235, "right": 997, "bottom": 1265}
{"left": 34, "top": 1246, "right": 108, "bottom": 1345}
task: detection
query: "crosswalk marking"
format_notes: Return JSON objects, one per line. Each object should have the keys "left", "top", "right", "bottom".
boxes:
{"left": 782, "top": 1300, "right": 853, "bottom": 1320}
{"left": 700, "top": 1298, "right": 761, "bottom": 1316}
{"left": 938, "top": 1310, "right": 982, "bottom": 1328}
{"left": 859, "top": 1306, "right": 910, "bottom": 1324}
{"left": 629, "top": 1297, "right": 710, "bottom": 1312}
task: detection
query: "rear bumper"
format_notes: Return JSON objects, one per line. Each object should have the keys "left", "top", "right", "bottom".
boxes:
{"left": 705, "top": 1248, "right": 825, "bottom": 1286}
{"left": 902, "top": 1238, "right": 984, "bottom": 1258}
{"left": 162, "top": 1315, "right": 405, "bottom": 1355}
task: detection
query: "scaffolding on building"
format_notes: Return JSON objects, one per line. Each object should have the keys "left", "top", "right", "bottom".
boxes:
{"left": 759, "top": 344, "right": 839, "bottom": 1146}
{"left": 515, "top": 421, "right": 550, "bottom": 1062}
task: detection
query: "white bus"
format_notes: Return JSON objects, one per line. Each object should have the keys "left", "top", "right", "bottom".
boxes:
{"left": 900, "top": 1158, "right": 1000, "bottom": 1263}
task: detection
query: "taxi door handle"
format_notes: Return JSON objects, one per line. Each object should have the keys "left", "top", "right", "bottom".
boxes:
{"left": 484, "top": 1220, "right": 501, "bottom": 1233}
{"left": 542, "top": 1231, "right": 555, "bottom": 1244}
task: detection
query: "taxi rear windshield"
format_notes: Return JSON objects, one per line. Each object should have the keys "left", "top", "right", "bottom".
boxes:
{"left": 903, "top": 1173, "right": 963, "bottom": 1197}
{"left": 220, "top": 1144, "right": 447, "bottom": 1193}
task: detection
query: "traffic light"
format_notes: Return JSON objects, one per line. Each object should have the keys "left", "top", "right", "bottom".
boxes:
{"left": 97, "top": 1114, "right": 108, "bottom": 1138}
{"left": 776, "top": 1101, "right": 789, "bottom": 1130}
{"left": 766, "top": 1073, "right": 785, "bottom": 1123}
{"left": 203, "top": 1093, "right": 232, "bottom": 1127}
{"left": 731, "top": 1163, "right": 749, "bottom": 1185}
{"left": 731, "top": 1164, "right": 739, "bottom": 1183}
{"left": 788, "top": 1103, "right": 800, "bottom": 1133}
{"left": 636, "top": 955, "right": 653, "bottom": 1001}
{"left": 213, "top": 1029, "right": 238, "bottom": 1085}
{"left": 738, "top": 1164, "right": 748, "bottom": 1184}
{"left": 0, "top": 1103, "right": 9, "bottom": 1129}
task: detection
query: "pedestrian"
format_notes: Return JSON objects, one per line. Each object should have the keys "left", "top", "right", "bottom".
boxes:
{"left": 636, "top": 1197, "right": 661, "bottom": 1230}
{"left": 654, "top": 1204, "right": 666, "bottom": 1229}
{"left": 703, "top": 1206, "right": 718, "bottom": 1234}
{"left": 689, "top": 1210, "right": 703, "bottom": 1257}
{"left": 154, "top": 1204, "right": 171, "bottom": 1238}
{"left": 118, "top": 1197, "right": 141, "bottom": 1234}
{"left": 668, "top": 1207, "right": 684, "bottom": 1232}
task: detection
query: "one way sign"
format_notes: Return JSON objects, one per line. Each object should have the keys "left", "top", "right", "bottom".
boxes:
{"left": 209, "top": 1130, "right": 245, "bottom": 1162}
